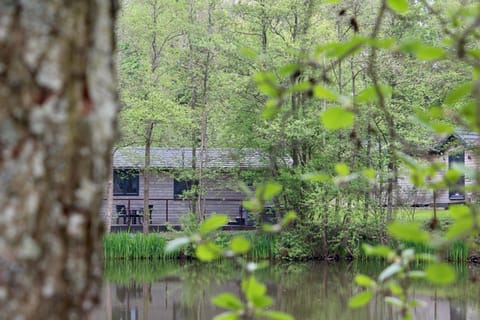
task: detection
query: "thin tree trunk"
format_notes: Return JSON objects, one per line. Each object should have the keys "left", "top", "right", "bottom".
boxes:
{"left": 143, "top": 121, "right": 154, "bottom": 235}
{"left": 105, "top": 147, "right": 118, "bottom": 233}
{"left": 0, "top": 1, "right": 118, "bottom": 319}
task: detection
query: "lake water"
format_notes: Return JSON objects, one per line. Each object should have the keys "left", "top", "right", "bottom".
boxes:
{"left": 92, "top": 260, "right": 480, "bottom": 320}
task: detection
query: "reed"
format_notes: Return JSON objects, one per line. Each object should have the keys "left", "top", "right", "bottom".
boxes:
{"left": 103, "top": 232, "right": 177, "bottom": 260}
{"left": 104, "top": 231, "right": 278, "bottom": 260}
{"left": 356, "top": 240, "right": 469, "bottom": 262}
{"left": 247, "top": 233, "right": 277, "bottom": 260}
{"left": 402, "top": 240, "right": 469, "bottom": 262}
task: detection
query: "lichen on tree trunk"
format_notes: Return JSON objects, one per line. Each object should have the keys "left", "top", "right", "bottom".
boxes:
{"left": 0, "top": 1, "right": 118, "bottom": 319}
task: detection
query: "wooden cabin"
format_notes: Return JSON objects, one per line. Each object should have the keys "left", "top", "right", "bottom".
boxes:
{"left": 396, "top": 131, "right": 479, "bottom": 208}
{"left": 101, "top": 148, "right": 274, "bottom": 230}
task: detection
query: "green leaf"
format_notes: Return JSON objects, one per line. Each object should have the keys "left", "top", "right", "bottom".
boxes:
{"left": 348, "top": 290, "right": 373, "bottom": 308}
{"left": 385, "top": 296, "right": 404, "bottom": 307}
{"left": 450, "top": 205, "right": 471, "bottom": 219}
{"left": 258, "top": 83, "right": 280, "bottom": 97}
{"left": 262, "top": 181, "right": 283, "bottom": 200}
{"left": 242, "top": 198, "right": 263, "bottom": 213}
{"left": 321, "top": 107, "right": 354, "bottom": 130}
{"left": 321, "top": 37, "right": 367, "bottom": 58}
{"left": 444, "top": 168, "right": 462, "bottom": 184}
{"left": 302, "top": 172, "right": 331, "bottom": 182}
{"left": 379, "top": 263, "right": 402, "bottom": 282}
{"left": 278, "top": 64, "right": 298, "bottom": 77}
{"left": 460, "top": 102, "right": 476, "bottom": 128}
{"left": 257, "top": 311, "right": 294, "bottom": 320}
{"left": 240, "top": 47, "right": 257, "bottom": 59}
{"left": 251, "top": 295, "right": 273, "bottom": 308}
{"left": 165, "top": 237, "right": 190, "bottom": 253}
{"left": 335, "top": 163, "right": 350, "bottom": 176}
{"left": 388, "top": 281, "right": 403, "bottom": 295}
{"left": 403, "top": 313, "right": 413, "bottom": 320}
{"left": 281, "top": 210, "right": 297, "bottom": 225}
{"left": 386, "top": 0, "right": 408, "bottom": 14}
{"left": 199, "top": 215, "right": 229, "bottom": 235}
{"left": 446, "top": 218, "right": 473, "bottom": 240}
{"left": 355, "top": 274, "right": 376, "bottom": 288}
{"left": 212, "top": 293, "right": 244, "bottom": 310}
{"left": 425, "top": 263, "right": 456, "bottom": 285}
{"left": 289, "top": 81, "right": 311, "bottom": 93}
{"left": 196, "top": 242, "right": 221, "bottom": 262}
{"left": 444, "top": 82, "right": 473, "bottom": 105}
{"left": 428, "top": 106, "right": 443, "bottom": 118}
{"left": 409, "top": 299, "right": 427, "bottom": 308}
{"left": 356, "top": 86, "right": 377, "bottom": 103}
{"left": 262, "top": 99, "right": 279, "bottom": 119}
{"left": 401, "top": 40, "right": 445, "bottom": 60}
{"left": 213, "top": 312, "right": 239, "bottom": 320}
{"left": 362, "top": 244, "right": 393, "bottom": 257}
{"left": 230, "top": 236, "right": 251, "bottom": 254}
{"left": 432, "top": 122, "right": 455, "bottom": 134}
{"left": 362, "top": 168, "right": 376, "bottom": 180}
{"left": 369, "top": 37, "right": 396, "bottom": 49}
{"left": 356, "top": 84, "right": 392, "bottom": 103}
{"left": 313, "top": 85, "right": 338, "bottom": 101}
{"left": 262, "top": 223, "right": 281, "bottom": 232}
{"left": 387, "top": 221, "right": 429, "bottom": 243}
{"left": 241, "top": 276, "right": 266, "bottom": 301}
{"left": 414, "top": 45, "right": 445, "bottom": 61}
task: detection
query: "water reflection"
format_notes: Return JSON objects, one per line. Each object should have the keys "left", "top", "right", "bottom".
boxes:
{"left": 92, "top": 261, "right": 480, "bottom": 320}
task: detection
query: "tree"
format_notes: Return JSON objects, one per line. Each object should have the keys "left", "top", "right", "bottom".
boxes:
{"left": 0, "top": 1, "right": 118, "bottom": 319}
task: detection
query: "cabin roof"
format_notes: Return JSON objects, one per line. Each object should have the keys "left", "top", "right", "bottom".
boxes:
{"left": 113, "top": 147, "right": 282, "bottom": 169}
{"left": 430, "top": 130, "right": 480, "bottom": 154}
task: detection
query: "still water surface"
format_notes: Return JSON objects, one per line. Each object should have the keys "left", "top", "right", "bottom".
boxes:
{"left": 93, "top": 260, "right": 480, "bottom": 320}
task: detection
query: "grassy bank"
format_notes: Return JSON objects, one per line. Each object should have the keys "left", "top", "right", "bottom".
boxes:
{"left": 103, "top": 231, "right": 277, "bottom": 260}
{"left": 103, "top": 223, "right": 472, "bottom": 262}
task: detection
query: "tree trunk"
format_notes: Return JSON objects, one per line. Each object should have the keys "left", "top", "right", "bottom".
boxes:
{"left": 105, "top": 148, "right": 118, "bottom": 233}
{"left": 0, "top": 1, "right": 118, "bottom": 319}
{"left": 143, "top": 121, "right": 154, "bottom": 235}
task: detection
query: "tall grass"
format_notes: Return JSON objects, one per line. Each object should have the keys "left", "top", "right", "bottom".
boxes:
{"left": 356, "top": 240, "right": 469, "bottom": 262}
{"left": 103, "top": 232, "right": 179, "bottom": 260}
{"left": 104, "top": 231, "right": 470, "bottom": 262}
{"left": 104, "top": 231, "right": 278, "bottom": 260}
{"left": 213, "top": 231, "right": 277, "bottom": 260}
{"left": 247, "top": 233, "right": 277, "bottom": 260}
{"left": 401, "top": 240, "right": 469, "bottom": 262}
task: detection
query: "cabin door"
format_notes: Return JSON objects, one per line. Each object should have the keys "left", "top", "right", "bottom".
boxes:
{"left": 448, "top": 152, "right": 465, "bottom": 200}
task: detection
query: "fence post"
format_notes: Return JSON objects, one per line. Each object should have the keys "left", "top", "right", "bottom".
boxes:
{"left": 166, "top": 199, "right": 169, "bottom": 223}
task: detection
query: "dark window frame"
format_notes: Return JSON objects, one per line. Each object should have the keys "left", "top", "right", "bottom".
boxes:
{"left": 113, "top": 169, "right": 140, "bottom": 196}
{"left": 173, "top": 179, "right": 197, "bottom": 199}
{"left": 448, "top": 151, "right": 465, "bottom": 200}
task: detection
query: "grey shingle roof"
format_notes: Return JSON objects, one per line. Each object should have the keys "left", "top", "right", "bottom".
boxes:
{"left": 113, "top": 147, "right": 275, "bottom": 169}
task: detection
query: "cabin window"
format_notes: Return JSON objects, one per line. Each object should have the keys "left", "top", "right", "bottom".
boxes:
{"left": 113, "top": 169, "right": 139, "bottom": 196}
{"left": 174, "top": 179, "right": 196, "bottom": 199}
{"left": 448, "top": 151, "right": 465, "bottom": 200}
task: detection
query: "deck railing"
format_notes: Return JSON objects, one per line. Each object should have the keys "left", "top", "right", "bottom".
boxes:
{"left": 105, "top": 197, "right": 244, "bottom": 226}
